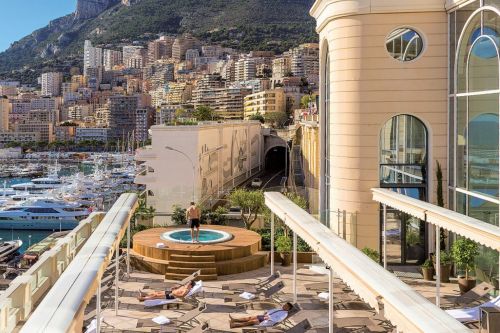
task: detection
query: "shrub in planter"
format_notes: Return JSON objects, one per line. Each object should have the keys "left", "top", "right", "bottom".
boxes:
{"left": 431, "top": 251, "right": 453, "bottom": 283}
{"left": 361, "top": 247, "right": 379, "bottom": 262}
{"left": 276, "top": 234, "right": 292, "bottom": 266}
{"left": 421, "top": 259, "right": 434, "bottom": 281}
{"left": 451, "top": 238, "right": 479, "bottom": 293}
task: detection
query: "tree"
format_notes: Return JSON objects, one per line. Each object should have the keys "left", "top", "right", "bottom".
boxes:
{"left": 264, "top": 112, "right": 288, "bottom": 128}
{"left": 229, "top": 189, "right": 265, "bottom": 229}
{"left": 175, "top": 108, "right": 186, "bottom": 120}
{"left": 300, "top": 94, "right": 317, "bottom": 108}
{"left": 171, "top": 205, "right": 187, "bottom": 225}
{"left": 249, "top": 112, "right": 265, "bottom": 124}
{"left": 194, "top": 105, "right": 215, "bottom": 121}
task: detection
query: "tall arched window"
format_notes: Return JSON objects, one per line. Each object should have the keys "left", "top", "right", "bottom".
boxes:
{"left": 320, "top": 43, "right": 331, "bottom": 226}
{"left": 379, "top": 114, "right": 428, "bottom": 265}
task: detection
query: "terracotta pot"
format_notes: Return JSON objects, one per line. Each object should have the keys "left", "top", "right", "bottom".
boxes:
{"left": 458, "top": 276, "right": 476, "bottom": 294}
{"left": 421, "top": 267, "right": 434, "bottom": 281}
{"left": 281, "top": 252, "right": 291, "bottom": 266}
{"left": 439, "top": 264, "right": 452, "bottom": 283}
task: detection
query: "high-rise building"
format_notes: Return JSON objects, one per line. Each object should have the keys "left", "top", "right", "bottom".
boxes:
{"left": 103, "top": 49, "right": 123, "bottom": 71}
{"left": 135, "top": 108, "right": 154, "bottom": 142}
{"left": 235, "top": 58, "right": 256, "bottom": 82}
{"left": 290, "top": 43, "right": 319, "bottom": 85}
{"left": 148, "top": 36, "right": 174, "bottom": 63}
{"left": 83, "top": 40, "right": 103, "bottom": 76}
{"left": 272, "top": 56, "right": 292, "bottom": 80}
{"left": 172, "top": 37, "right": 196, "bottom": 61}
{"left": 41, "top": 72, "right": 63, "bottom": 97}
{"left": 122, "top": 45, "right": 147, "bottom": 68}
{"left": 0, "top": 97, "right": 10, "bottom": 131}
{"left": 108, "top": 95, "right": 138, "bottom": 140}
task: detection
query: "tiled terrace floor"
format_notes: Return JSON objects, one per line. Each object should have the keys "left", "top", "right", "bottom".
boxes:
{"left": 88, "top": 264, "right": 479, "bottom": 332}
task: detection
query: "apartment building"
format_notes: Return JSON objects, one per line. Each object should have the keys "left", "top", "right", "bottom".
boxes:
{"left": 0, "top": 97, "right": 10, "bottom": 131}
{"left": 172, "top": 37, "right": 196, "bottom": 61}
{"left": 235, "top": 58, "right": 256, "bottom": 82}
{"left": 122, "top": 45, "right": 147, "bottom": 68}
{"left": 135, "top": 108, "right": 154, "bottom": 142}
{"left": 0, "top": 131, "right": 40, "bottom": 144}
{"left": 148, "top": 36, "right": 175, "bottom": 63}
{"left": 15, "top": 121, "right": 54, "bottom": 143}
{"left": 103, "top": 49, "right": 123, "bottom": 71}
{"left": 75, "top": 127, "right": 109, "bottom": 143}
{"left": 243, "top": 89, "right": 286, "bottom": 118}
{"left": 290, "top": 43, "right": 319, "bottom": 86}
{"left": 108, "top": 95, "right": 138, "bottom": 140}
{"left": 83, "top": 40, "right": 103, "bottom": 76}
{"left": 41, "top": 72, "right": 63, "bottom": 97}
{"left": 55, "top": 125, "right": 77, "bottom": 142}
{"left": 272, "top": 56, "right": 292, "bottom": 80}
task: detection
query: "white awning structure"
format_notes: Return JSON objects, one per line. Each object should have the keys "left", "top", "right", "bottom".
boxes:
{"left": 20, "top": 193, "right": 138, "bottom": 333}
{"left": 372, "top": 188, "right": 500, "bottom": 250}
{"left": 265, "top": 192, "right": 470, "bottom": 333}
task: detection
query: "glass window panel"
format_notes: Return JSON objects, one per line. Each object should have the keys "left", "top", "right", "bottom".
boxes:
{"left": 485, "top": 0, "right": 500, "bottom": 10}
{"left": 450, "top": 11, "right": 456, "bottom": 94}
{"left": 457, "top": 13, "right": 482, "bottom": 93}
{"left": 468, "top": 94, "right": 499, "bottom": 197}
{"left": 449, "top": 97, "right": 455, "bottom": 187}
{"left": 456, "top": 97, "right": 468, "bottom": 188}
{"left": 468, "top": 195, "right": 499, "bottom": 226}
{"left": 468, "top": 37, "right": 499, "bottom": 92}
{"left": 386, "top": 28, "right": 423, "bottom": 61}
{"left": 456, "top": 1, "right": 481, "bottom": 38}
{"left": 456, "top": 191, "right": 467, "bottom": 215}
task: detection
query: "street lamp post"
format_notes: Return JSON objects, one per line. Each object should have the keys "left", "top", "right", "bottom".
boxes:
{"left": 165, "top": 146, "right": 196, "bottom": 202}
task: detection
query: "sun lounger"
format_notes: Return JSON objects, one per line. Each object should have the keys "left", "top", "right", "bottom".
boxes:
{"left": 144, "top": 270, "right": 201, "bottom": 290}
{"left": 224, "top": 281, "right": 285, "bottom": 305}
{"left": 137, "top": 303, "right": 207, "bottom": 329}
{"left": 222, "top": 271, "right": 281, "bottom": 293}
{"left": 241, "top": 318, "right": 311, "bottom": 333}
{"left": 446, "top": 295, "right": 500, "bottom": 322}
{"left": 304, "top": 281, "right": 351, "bottom": 292}
{"left": 440, "top": 282, "right": 495, "bottom": 308}
{"left": 144, "top": 280, "right": 204, "bottom": 307}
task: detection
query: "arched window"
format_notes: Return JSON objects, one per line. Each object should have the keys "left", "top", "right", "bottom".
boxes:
{"left": 322, "top": 44, "right": 331, "bottom": 226}
{"left": 380, "top": 115, "right": 427, "bottom": 189}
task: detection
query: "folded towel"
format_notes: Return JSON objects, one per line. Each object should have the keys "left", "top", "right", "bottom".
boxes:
{"left": 156, "top": 242, "right": 166, "bottom": 248}
{"left": 152, "top": 315, "right": 171, "bottom": 325}
{"left": 85, "top": 317, "right": 103, "bottom": 333}
{"left": 318, "top": 292, "right": 329, "bottom": 300}
{"left": 144, "top": 298, "right": 178, "bottom": 307}
{"left": 239, "top": 292, "right": 256, "bottom": 300}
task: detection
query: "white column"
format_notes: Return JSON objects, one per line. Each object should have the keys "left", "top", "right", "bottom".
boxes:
{"left": 115, "top": 241, "right": 119, "bottom": 315}
{"left": 435, "top": 225, "right": 441, "bottom": 307}
{"left": 382, "top": 204, "right": 387, "bottom": 269}
{"left": 126, "top": 220, "right": 131, "bottom": 277}
{"left": 293, "top": 231, "right": 297, "bottom": 303}
{"left": 328, "top": 266, "right": 334, "bottom": 333}
{"left": 270, "top": 213, "right": 275, "bottom": 276}
{"left": 96, "top": 281, "right": 101, "bottom": 333}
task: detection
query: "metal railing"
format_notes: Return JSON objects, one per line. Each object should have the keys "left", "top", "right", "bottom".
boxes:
{"left": 0, "top": 212, "right": 105, "bottom": 332}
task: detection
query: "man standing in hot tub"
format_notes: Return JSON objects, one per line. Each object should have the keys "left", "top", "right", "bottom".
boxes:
{"left": 186, "top": 201, "right": 201, "bottom": 243}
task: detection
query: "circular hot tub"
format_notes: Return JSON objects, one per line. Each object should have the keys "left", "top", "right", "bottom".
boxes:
{"left": 161, "top": 228, "right": 233, "bottom": 244}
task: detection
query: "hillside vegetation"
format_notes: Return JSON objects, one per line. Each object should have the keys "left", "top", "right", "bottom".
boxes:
{"left": 0, "top": 0, "right": 317, "bottom": 84}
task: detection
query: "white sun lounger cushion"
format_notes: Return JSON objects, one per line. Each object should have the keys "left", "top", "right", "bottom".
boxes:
{"left": 446, "top": 295, "right": 500, "bottom": 322}
{"left": 85, "top": 317, "right": 104, "bottom": 333}
{"left": 144, "top": 281, "right": 203, "bottom": 307}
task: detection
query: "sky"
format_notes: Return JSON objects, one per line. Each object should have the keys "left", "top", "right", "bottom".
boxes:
{"left": 0, "top": 0, "right": 77, "bottom": 52}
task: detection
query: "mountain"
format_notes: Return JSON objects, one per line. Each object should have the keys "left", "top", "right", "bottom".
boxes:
{"left": 0, "top": 0, "right": 317, "bottom": 84}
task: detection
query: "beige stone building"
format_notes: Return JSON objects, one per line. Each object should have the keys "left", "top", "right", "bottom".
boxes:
{"left": 243, "top": 89, "right": 286, "bottom": 118}
{"left": 311, "top": 0, "right": 500, "bottom": 279}
{"left": 0, "top": 97, "right": 10, "bottom": 131}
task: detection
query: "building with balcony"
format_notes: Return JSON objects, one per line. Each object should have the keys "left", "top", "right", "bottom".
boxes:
{"left": 244, "top": 89, "right": 286, "bottom": 119}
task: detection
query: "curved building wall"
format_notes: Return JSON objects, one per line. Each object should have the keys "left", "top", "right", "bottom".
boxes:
{"left": 317, "top": 9, "right": 448, "bottom": 249}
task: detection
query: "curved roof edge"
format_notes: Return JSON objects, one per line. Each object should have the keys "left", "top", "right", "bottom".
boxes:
{"left": 310, "top": 0, "right": 447, "bottom": 32}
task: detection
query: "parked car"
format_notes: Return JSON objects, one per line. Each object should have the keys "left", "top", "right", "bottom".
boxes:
{"left": 251, "top": 178, "right": 263, "bottom": 188}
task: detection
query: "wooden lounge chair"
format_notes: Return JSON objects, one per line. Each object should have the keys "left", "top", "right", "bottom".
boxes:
{"left": 136, "top": 303, "right": 207, "bottom": 330}
{"left": 440, "top": 282, "right": 494, "bottom": 308}
{"left": 144, "top": 270, "right": 201, "bottom": 290}
{"left": 222, "top": 271, "right": 281, "bottom": 293}
{"left": 241, "top": 319, "right": 311, "bottom": 333}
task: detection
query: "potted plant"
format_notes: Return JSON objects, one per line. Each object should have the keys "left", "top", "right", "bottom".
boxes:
{"left": 276, "top": 234, "right": 292, "bottom": 266}
{"left": 431, "top": 251, "right": 453, "bottom": 283}
{"left": 421, "top": 259, "right": 434, "bottom": 281}
{"left": 451, "top": 238, "right": 479, "bottom": 293}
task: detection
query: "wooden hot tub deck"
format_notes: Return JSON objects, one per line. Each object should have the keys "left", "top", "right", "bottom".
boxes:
{"left": 131, "top": 225, "right": 268, "bottom": 280}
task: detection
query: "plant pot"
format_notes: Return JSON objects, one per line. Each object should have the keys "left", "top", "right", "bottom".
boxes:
{"left": 281, "top": 252, "right": 291, "bottom": 266}
{"left": 421, "top": 267, "right": 434, "bottom": 281}
{"left": 439, "top": 264, "right": 452, "bottom": 283}
{"left": 458, "top": 276, "right": 476, "bottom": 294}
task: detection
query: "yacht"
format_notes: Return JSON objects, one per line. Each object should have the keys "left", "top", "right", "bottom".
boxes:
{"left": 0, "top": 239, "right": 22, "bottom": 262}
{"left": 0, "top": 199, "right": 90, "bottom": 230}
{"left": 11, "top": 177, "right": 63, "bottom": 192}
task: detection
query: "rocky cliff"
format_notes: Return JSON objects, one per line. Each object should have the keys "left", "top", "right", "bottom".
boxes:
{"left": 75, "top": 0, "right": 118, "bottom": 20}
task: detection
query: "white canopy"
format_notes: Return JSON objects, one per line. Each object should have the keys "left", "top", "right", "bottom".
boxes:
{"left": 265, "top": 192, "right": 470, "bottom": 333}
{"left": 372, "top": 188, "right": 500, "bottom": 250}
